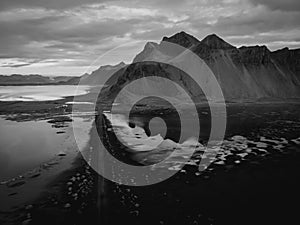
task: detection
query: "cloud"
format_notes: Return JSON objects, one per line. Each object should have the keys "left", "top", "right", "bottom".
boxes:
{"left": 249, "top": 0, "right": 300, "bottom": 12}
{"left": 0, "top": 0, "right": 189, "bottom": 11}
{"left": 187, "top": 2, "right": 300, "bottom": 49}
{"left": 0, "top": 58, "right": 47, "bottom": 68}
{"left": 0, "top": 0, "right": 106, "bottom": 10}
{"left": 213, "top": 6, "right": 299, "bottom": 35}
{"left": 0, "top": 0, "right": 299, "bottom": 75}
{"left": 1, "top": 63, "right": 32, "bottom": 68}
{"left": 0, "top": 8, "right": 155, "bottom": 59}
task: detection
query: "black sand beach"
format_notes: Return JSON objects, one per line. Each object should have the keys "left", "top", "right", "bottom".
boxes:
{"left": 97, "top": 103, "right": 300, "bottom": 225}
{"left": 0, "top": 93, "right": 299, "bottom": 225}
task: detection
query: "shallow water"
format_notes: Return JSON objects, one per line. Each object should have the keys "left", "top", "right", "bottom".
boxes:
{"left": 0, "top": 85, "right": 92, "bottom": 101}
{"left": 0, "top": 114, "right": 96, "bottom": 213}
{"left": 0, "top": 115, "right": 95, "bottom": 182}
{"left": 0, "top": 117, "right": 68, "bottom": 180}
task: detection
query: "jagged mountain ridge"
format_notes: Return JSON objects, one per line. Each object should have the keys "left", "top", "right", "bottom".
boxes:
{"left": 128, "top": 31, "right": 300, "bottom": 100}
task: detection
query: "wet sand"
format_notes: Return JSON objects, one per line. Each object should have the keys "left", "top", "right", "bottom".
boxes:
{"left": 97, "top": 104, "right": 300, "bottom": 225}
{"left": 102, "top": 149, "right": 300, "bottom": 225}
{"left": 0, "top": 94, "right": 299, "bottom": 225}
{"left": 0, "top": 92, "right": 100, "bottom": 225}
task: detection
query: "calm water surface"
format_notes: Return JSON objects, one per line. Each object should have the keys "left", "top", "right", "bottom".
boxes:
{"left": 0, "top": 118, "right": 68, "bottom": 180}
{"left": 0, "top": 85, "right": 91, "bottom": 101}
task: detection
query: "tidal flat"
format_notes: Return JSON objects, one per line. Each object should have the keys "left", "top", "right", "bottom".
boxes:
{"left": 0, "top": 86, "right": 299, "bottom": 225}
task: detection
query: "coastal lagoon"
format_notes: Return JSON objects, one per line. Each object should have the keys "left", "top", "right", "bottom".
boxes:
{"left": 0, "top": 85, "right": 92, "bottom": 101}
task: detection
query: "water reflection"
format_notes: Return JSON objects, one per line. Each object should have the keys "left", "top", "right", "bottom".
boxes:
{"left": 0, "top": 85, "right": 91, "bottom": 101}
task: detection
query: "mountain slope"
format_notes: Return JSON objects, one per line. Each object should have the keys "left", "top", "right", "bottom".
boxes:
{"left": 80, "top": 62, "right": 126, "bottom": 85}
{"left": 127, "top": 32, "right": 300, "bottom": 101}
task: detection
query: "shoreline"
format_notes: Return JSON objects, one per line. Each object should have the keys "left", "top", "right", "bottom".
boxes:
{"left": 0, "top": 152, "right": 100, "bottom": 225}
{"left": 0, "top": 92, "right": 299, "bottom": 224}
{"left": 0, "top": 93, "right": 99, "bottom": 225}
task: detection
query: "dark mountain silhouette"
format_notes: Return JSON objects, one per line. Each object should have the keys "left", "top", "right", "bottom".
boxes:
{"left": 119, "top": 31, "right": 300, "bottom": 101}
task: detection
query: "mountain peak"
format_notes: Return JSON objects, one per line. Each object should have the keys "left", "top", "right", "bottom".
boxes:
{"left": 201, "top": 34, "right": 235, "bottom": 49}
{"left": 144, "top": 42, "right": 159, "bottom": 50}
{"left": 132, "top": 42, "right": 161, "bottom": 63}
{"left": 162, "top": 31, "right": 200, "bottom": 48}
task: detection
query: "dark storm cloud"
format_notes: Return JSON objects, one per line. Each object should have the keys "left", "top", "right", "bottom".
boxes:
{"left": 249, "top": 0, "right": 300, "bottom": 12}
{"left": 0, "top": 10, "right": 153, "bottom": 59}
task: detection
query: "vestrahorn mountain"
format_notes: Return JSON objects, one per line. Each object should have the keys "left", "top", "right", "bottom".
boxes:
{"left": 85, "top": 31, "right": 300, "bottom": 102}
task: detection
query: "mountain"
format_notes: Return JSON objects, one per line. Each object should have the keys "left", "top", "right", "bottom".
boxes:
{"left": 121, "top": 32, "right": 300, "bottom": 101}
{"left": 271, "top": 47, "right": 300, "bottom": 77}
{"left": 80, "top": 62, "right": 126, "bottom": 85}
{"left": 162, "top": 31, "right": 200, "bottom": 49}
{"left": 201, "top": 34, "right": 235, "bottom": 50}
{"left": 0, "top": 61, "right": 127, "bottom": 86}
{"left": 0, "top": 74, "right": 78, "bottom": 85}
{"left": 133, "top": 42, "right": 169, "bottom": 63}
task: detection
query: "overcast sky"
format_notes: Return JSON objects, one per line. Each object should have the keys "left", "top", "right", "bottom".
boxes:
{"left": 0, "top": 0, "right": 299, "bottom": 76}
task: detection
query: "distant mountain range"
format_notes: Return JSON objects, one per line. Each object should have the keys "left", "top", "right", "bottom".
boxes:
{"left": 2, "top": 32, "right": 299, "bottom": 101}
{"left": 0, "top": 74, "right": 79, "bottom": 86}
